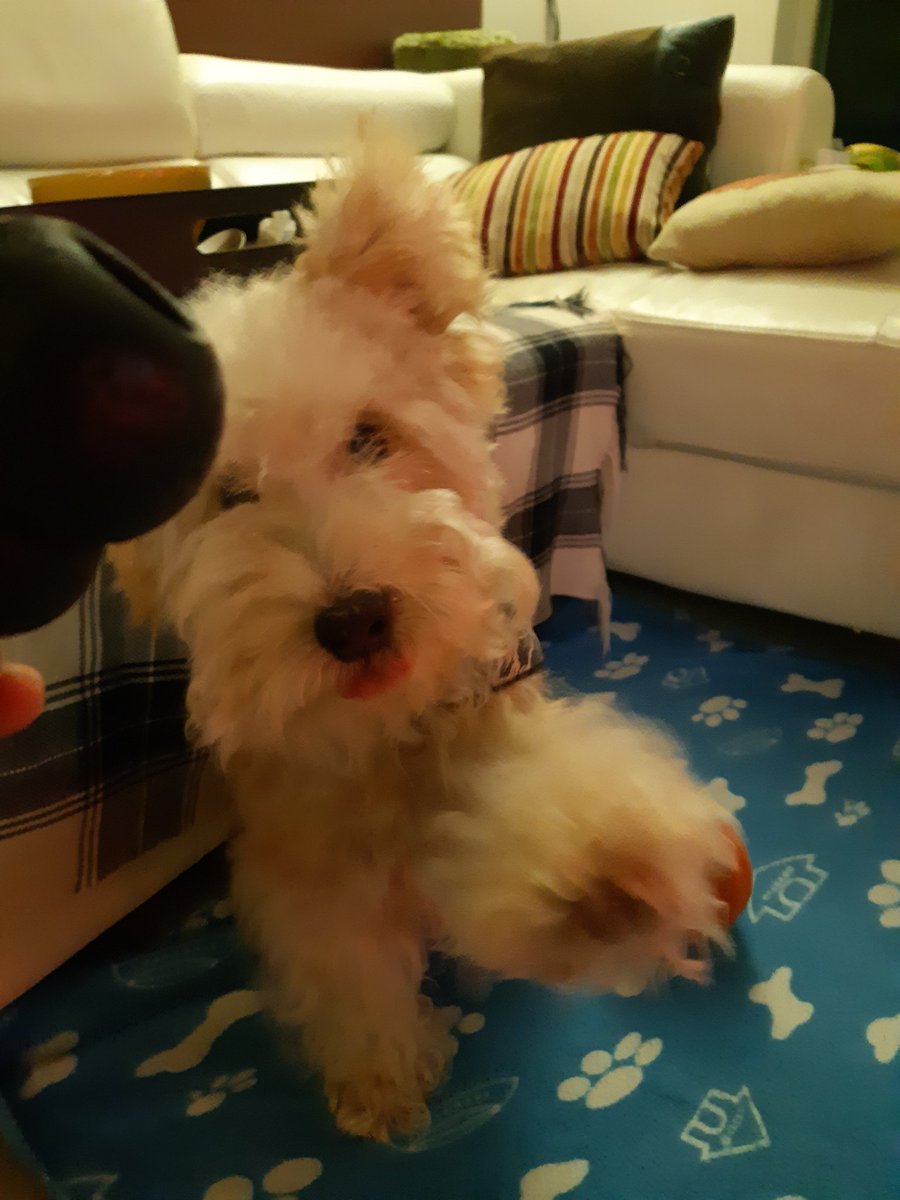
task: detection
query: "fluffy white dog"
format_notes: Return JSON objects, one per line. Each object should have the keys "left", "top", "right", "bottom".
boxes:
{"left": 111, "top": 137, "right": 737, "bottom": 1142}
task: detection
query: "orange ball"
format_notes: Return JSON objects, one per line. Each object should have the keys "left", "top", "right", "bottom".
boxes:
{"left": 715, "top": 825, "right": 753, "bottom": 926}
{"left": 0, "top": 663, "right": 45, "bottom": 737}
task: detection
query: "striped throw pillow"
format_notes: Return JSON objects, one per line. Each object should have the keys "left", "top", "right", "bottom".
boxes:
{"left": 453, "top": 131, "right": 703, "bottom": 276}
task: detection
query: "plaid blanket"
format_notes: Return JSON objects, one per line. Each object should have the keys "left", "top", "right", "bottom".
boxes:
{"left": 0, "top": 573, "right": 229, "bottom": 1005}
{"left": 0, "top": 303, "right": 623, "bottom": 1001}
{"left": 0, "top": 572, "right": 202, "bottom": 888}
{"left": 489, "top": 300, "right": 624, "bottom": 629}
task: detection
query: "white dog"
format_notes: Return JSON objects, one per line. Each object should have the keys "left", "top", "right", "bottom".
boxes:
{"left": 111, "top": 137, "right": 736, "bottom": 1142}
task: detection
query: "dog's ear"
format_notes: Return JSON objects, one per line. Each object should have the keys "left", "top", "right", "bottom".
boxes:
{"left": 298, "top": 129, "right": 486, "bottom": 333}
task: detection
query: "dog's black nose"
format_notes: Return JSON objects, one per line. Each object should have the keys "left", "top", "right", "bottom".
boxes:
{"left": 314, "top": 590, "right": 393, "bottom": 662}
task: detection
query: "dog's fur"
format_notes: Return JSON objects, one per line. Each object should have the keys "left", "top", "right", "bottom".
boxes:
{"left": 110, "top": 137, "right": 736, "bottom": 1142}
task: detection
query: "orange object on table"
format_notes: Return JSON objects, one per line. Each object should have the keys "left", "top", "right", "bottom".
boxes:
{"left": 29, "top": 163, "right": 211, "bottom": 204}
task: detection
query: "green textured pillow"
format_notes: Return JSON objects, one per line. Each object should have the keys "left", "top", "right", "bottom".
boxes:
{"left": 480, "top": 16, "right": 735, "bottom": 201}
{"left": 392, "top": 29, "right": 515, "bottom": 73}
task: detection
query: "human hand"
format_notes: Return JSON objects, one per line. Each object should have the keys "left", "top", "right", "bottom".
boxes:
{"left": 0, "top": 660, "right": 45, "bottom": 737}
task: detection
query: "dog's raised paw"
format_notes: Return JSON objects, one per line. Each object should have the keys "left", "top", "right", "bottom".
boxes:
{"left": 331, "top": 1078, "right": 431, "bottom": 1143}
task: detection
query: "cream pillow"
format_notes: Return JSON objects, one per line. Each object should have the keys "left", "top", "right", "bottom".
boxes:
{"left": 648, "top": 168, "right": 900, "bottom": 269}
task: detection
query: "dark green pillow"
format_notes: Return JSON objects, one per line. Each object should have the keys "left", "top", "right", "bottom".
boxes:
{"left": 480, "top": 16, "right": 735, "bottom": 200}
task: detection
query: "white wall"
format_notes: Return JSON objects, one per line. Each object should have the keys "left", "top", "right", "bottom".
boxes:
{"left": 560, "top": 0, "right": 780, "bottom": 63}
{"left": 482, "top": 0, "right": 820, "bottom": 65}
{"left": 482, "top": 0, "right": 546, "bottom": 42}
{"left": 773, "top": 0, "right": 821, "bottom": 66}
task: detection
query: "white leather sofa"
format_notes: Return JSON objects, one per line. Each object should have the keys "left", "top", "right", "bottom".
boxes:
{"left": 0, "top": 0, "right": 472, "bottom": 205}
{"left": 2, "top": 0, "right": 898, "bottom": 638}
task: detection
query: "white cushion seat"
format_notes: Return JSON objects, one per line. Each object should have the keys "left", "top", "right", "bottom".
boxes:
{"left": 614, "top": 254, "right": 900, "bottom": 488}
{"left": 490, "top": 252, "right": 900, "bottom": 639}
{"left": 489, "top": 264, "right": 672, "bottom": 327}
{"left": 205, "top": 152, "right": 472, "bottom": 190}
{"left": 494, "top": 255, "right": 900, "bottom": 488}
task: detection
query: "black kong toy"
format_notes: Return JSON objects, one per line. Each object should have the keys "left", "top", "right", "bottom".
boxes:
{"left": 0, "top": 216, "right": 224, "bottom": 635}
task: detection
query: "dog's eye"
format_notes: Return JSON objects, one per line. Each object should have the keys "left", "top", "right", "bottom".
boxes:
{"left": 348, "top": 421, "right": 390, "bottom": 463}
{"left": 218, "top": 480, "right": 260, "bottom": 510}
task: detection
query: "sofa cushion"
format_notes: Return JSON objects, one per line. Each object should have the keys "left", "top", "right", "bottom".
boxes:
{"left": 454, "top": 132, "right": 702, "bottom": 275}
{"left": 181, "top": 55, "right": 455, "bottom": 159}
{"left": 648, "top": 168, "right": 900, "bottom": 269}
{"left": 488, "top": 262, "right": 671, "bottom": 316}
{"left": 605, "top": 448, "right": 900, "bottom": 638}
{"left": 479, "top": 17, "right": 735, "bottom": 200}
{"left": 491, "top": 254, "right": 900, "bottom": 488}
{"left": 205, "top": 153, "right": 471, "bottom": 190}
{"left": 615, "top": 254, "right": 900, "bottom": 487}
{"left": 0, "top": 0, "right": 195, "bottom": 168}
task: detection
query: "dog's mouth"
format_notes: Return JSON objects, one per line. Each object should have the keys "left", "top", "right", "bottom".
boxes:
{"left": 339, "top": 652, "right": 412, "bottom": 701}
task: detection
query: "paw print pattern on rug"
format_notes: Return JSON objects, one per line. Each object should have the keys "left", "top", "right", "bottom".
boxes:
{"left": 868, "top": 860, "right": 900, "bottom": 929}
{"left": 692, "top": 696, "right": 748, "bottom": 728}
{"left": 456, "top": 1012, "right": 486, "bottom": 1034}
{"left": 519, "top": 1160, "right": 589, "bottom": 1200}
{"left": 662, "top": 665, "right": 709, "bottom": 690}
{"left": 807, "top": 712, "right": 863, "bottom": 744}
{"left": 702, "top": 776, "right": 746, "bottom": 814}
{"left": 114, "top": 897, "right": 235, "bottom": 991}
{"left": 203, "top": 1158, "right": 322, "bottom": 1200}
{"left": 393, "top": 1077, "right": 519, "bottom": 1152}
{"left": 19, "top": 1031, "right": 79, "bottom": 1099}
{"left": 183, "top": 897, "right": 233, "bottom": 933}
{"left": 697, "top": 629, "right": 733, "bottom": 653}
{"left": 187, "top": 1068, "right": 257, "bottom": 1116}
{"left": 866, "top": 1014, "right": 900, "bottom": 1064}
{"left": 785, "top": 760, "right": 842, "bottom": 807}
{"left": 594, "top": 653, "right": 648, "bottom": 681}
{"left": 781, "top": 672, "right": 844, "bottom": 699}
{"left": 748, "top": 967, "right": 814, "bottom": 1040}
{"left": 557, "top": 1032, "right": 662, "bottom": 1109}
{"left": 58, "top": 1175, "right": 119, "bottom": 1200}
{"left": 718, "top": 727, "right": 782, "bottom": 757}
{"left": 429, "top": 1006, "right": 487, "bottom": 1062}
{"left": 135, "top": 990, "right": 263, "bottom": 1078}
{"left": 835, "top": 800, "right": 870, "bottom": 827}
{"left": 609, "top": 621, "right": 640, "bottom": 643}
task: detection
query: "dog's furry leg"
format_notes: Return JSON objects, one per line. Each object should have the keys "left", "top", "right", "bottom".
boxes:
{"left": 231, "top": 835, "right": 454, "bottom": 1142}
{"left": 421, "top": 691, "right": 736, "bottom": 996}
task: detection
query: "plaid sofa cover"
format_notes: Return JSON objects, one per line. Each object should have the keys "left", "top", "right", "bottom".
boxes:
{"left": 489, "top": 300, "right": 624, "bottom": 630}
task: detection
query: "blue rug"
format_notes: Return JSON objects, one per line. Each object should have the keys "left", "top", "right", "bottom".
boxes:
{"left": 1, "top": 594, "right": 898, "bottom": 1200}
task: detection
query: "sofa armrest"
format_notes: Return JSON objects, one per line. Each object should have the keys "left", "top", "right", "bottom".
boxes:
{"left": 180, "top": 54, "right": 456, "bottom": 159}
{"left": 431, "top": 68, "right": 483, "bottom": 163}
{"left": 709, "top": 65, "right": 835, "bottom": 186}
